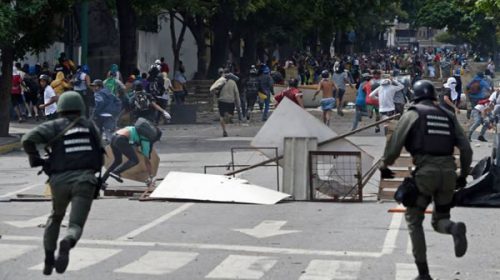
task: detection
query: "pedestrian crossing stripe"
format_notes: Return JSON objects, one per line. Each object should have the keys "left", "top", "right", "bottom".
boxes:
{"left": 30, "top": 248, "right": 121, "bottom": 271}
{"left": 0, "top": 244, "right": 37, "bottom": 264}
{"left": 299, "top": 260, "right": 362, "bottom": 280}
{"left": 1, "top": 243, "right": 453, "bottom": 279}
{"left": 395, "top": 263, "right": 417, "bottom": 280}
{"left": 114, "top": 251, "right": 199, "bottom": 275}
{"left": 205, "top": 255, "right": 278, "bottom": 279}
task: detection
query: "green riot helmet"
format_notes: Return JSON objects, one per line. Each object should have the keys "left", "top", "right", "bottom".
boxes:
{"left": 57, "top": 91, "right": 85, "bottom": 115}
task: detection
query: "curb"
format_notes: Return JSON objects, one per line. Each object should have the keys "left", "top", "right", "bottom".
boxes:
{"left": 0, "top": 136, "right": 22, "bottom": 155}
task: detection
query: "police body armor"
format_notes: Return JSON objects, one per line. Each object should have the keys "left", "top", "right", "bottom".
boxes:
{"left": 405, "top": 104, "right": 455, "bottom": 156}
{"left": 48, "top": 118, "right": 103, "bottom": 174}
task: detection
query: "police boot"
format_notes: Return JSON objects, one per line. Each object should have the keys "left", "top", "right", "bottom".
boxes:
{"left": 450, "top": 222, "right": 467, "bottom": 257}
{"left": 414, "top": 261, "right": 432, "bottom": 280}
{"left": 43, "top": 250, "right": 55, "bottom": 275}
{"left": 55, "top": 239, "right": 74, "bottom": 273}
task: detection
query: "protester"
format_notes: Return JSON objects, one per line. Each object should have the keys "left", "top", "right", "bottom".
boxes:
{"left": 210, "top": 69, "right": 241, "bottom": 137}
{"left": 101, "top": 118, "right": 161, "bottom": 187}
{"left": 11, "top": 66, "right": 25, "bottom": 122}
{"left": 468, "top": 99, "right": 492, "bottom": 142}
{"left": 92, "top": 79, "right": 122, "bottom": 142}
{"left": 259, "top": 65, "right": 274, "bottom": 121}
{"left": 352, "top": 73, "right": 372, "bottom": 130}
{"left": 38, "top": 74, "right": 58, "bottom": 120}
{"left": 313, "top": 70, "right": 337, "bottom": 125}
{"left": 51, "top": 71, "right": 72, "bottom": 96}
{"left": 274, "top": 78, "right": 304, "bottom": 108}
{"left": 440, "top": 77, "right": 460, "bottom": 114}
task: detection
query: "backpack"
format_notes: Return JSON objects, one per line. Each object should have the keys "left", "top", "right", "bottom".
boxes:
{"left": 135, "top": 117, "right": 159, "bottom": 142}
{"left": 148, "top": 76, "right": 166, "bottom": 96}
{"left": 468, "top": 80, "right": 482, "bottom": 94}
{"left": 133, "top": 91, "right": 151, "bottom": 112}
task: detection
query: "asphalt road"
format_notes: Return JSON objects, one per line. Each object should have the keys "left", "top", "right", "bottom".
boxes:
{"left": 1, "top": 109, "right": 499, "bottom": 280}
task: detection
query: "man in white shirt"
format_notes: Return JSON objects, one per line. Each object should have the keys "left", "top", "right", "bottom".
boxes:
{"left": 369, "top": 78, "right": 404, "bottom": 134}
{"left": 38, "top": 74, "right": 58, "bottom": 120}
{"left": 369, "top": 78, "right": 404, "bottom": 117}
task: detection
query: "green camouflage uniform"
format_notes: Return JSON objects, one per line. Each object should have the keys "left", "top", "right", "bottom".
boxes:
{"left": 22, "top": 117, "right": 102, "bottom": 251}
{"left": 381, "top": 100, "right": 472, "bottom": 263}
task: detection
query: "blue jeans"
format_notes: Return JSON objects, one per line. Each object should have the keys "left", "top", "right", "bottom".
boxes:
{"left": 262, "top": 92, "right": 270, "bottom": 121}
{"left": 468, "top": 109, "right": 488, "bottom": 139}
{"left": 352, "top": 105, "right": 368, "bottom": 130}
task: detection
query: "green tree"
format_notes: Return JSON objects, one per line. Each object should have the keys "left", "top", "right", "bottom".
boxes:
{"left": 417, "top": 0, "right": 497, "bottom": 54}
{"left": 0, "top": 0, "right": 75, "bottom": 137}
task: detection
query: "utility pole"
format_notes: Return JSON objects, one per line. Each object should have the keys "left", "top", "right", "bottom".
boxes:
{"left": 81, "top": 0, "right": 89, "bottom": 65}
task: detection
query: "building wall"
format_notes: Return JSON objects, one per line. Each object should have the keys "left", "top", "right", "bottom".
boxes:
{"left": 137, "top": 14, "right": 198, "bottom": 80}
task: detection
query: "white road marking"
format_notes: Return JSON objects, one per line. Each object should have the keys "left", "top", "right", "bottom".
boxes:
{"left": 233, "top": 220, "right": 301, "bottom": 239}
{"left": 115, "top": 203, "right": 194, "bottom": 241}
{"left": 382, "top": 213, "right": 403, "bottom": 255}
{"left": 4, "top": 214, "right": 50, "bottom": 228}
{"left": 206, "top": 137, "right": 254, "bottom": 141}
{"left": 0, "top": 184, "right": 42, "bottom": 198}
{"left": 299, "top": 260, "right": 362, "bottom": 280}
{"left": 30, "top": 248, "right": 121, "bottom": 271}
{"left": 206, "top": 255, "right": 277, "bottom": 279}
{"left": 0, "top": 244, "right": 38, "bottom": 264}
{"left": 114, "top": 251, "right": 198, "bottom": 275}
{"left": 1, "top": 235, "right": 382, "bottom": 258}
{"left": 395, "top": 263, "right": 417, "bottom": 280}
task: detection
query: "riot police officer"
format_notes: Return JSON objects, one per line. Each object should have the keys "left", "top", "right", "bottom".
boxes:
{"left": 21, "top": 91, "right": 103, "bottom": 275}
{"left": 379, "top": 80, "right": 473, "bottom": 280}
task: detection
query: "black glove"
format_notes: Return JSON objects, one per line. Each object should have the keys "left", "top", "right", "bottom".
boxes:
{"left": 380, "top": 167, "right": 395, "bottom": 179}
{"left": 456, "top": 176, "right": 467, "bottom": 189}
{"left": 29, "top": 155, "right": 45, "bottom": 167}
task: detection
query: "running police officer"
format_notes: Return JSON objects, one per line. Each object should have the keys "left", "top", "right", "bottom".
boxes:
{"left": 379, "top": 80, "right": 473, "bottom": 280}
{"left": 21, "top": 91, "right": 104, "bottom": 275}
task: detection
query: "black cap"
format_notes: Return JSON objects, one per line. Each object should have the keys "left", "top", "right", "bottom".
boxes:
{"left": 90, "top": 79, "right": 103, "bottom": 87}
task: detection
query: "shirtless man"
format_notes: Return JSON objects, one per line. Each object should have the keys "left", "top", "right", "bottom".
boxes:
{"left": 313, "top": 70, "right": 337, "bottom": 125}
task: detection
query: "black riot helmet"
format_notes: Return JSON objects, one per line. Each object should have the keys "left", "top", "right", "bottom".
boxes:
{"left": 413, "top": 80, "right": 436, "bottom": 102}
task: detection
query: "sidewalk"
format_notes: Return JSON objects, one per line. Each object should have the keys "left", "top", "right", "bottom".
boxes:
{"left": 0, "top": 120, "right": 38, "bottom": 155}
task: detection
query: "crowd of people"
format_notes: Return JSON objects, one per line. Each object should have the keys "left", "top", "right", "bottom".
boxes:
{"left": 9, "top": 53, "right": 184, "bottom": 142}
{"left": 9, "top": 47, "right": 500, "bottom": 142}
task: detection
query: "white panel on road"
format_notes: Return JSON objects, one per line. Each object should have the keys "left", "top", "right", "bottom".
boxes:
{"left": 30, "top": 248, "right": 121, "bottom": 271}
{"left": 206, "top": 255, "right": 277, "bottom": 279}
{"left": 150, "top": 171, "right": 290, "bottom": 205}
{"left": 395, "top": 263, "right": 417, "bottom": 280}
{"left": 251, "top": 98, "right": 373, "bottom": 176}
{"left": 115, "top": 251, "right": 198, "bottom": 275}
{"left": 0, "top": 244, "right": 38, "bottom": 264}
{"left": 299, "top": 260, "right": 362, "bottom": 280}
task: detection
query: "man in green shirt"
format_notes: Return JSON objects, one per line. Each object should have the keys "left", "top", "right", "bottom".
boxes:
{"left": 22, "top": 91, "right": 103, "bottom": 275}
{"left": 380, "top": 80, "right": 473, "bottom": 280}
{"left": 101, "top": 118, "right": 161, "bottom": 186}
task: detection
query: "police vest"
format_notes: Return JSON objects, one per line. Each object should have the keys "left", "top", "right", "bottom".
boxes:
{"left": 48, "top": 118, "right": 103, "bottom": 173}
{"left": 404, "top": 104, "right": 455, "bottom": 156}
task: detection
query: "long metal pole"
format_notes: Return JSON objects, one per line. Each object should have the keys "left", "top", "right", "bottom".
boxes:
{"left": 224, "top": 114, "right": 400, "bottom": 176}
{"left": 80, "top": 0, "right": 89, "bottom": 65}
